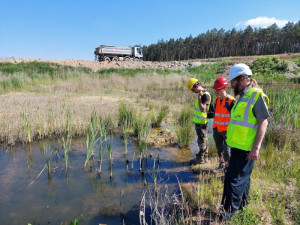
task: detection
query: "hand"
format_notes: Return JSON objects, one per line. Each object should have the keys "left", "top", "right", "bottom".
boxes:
{"left": 248, "top": 147, "right": 259, "bottom": 160}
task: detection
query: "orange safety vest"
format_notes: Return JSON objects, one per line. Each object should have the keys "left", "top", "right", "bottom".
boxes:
{"left": 212, "top": 95, "right": 235, "bottom": 132}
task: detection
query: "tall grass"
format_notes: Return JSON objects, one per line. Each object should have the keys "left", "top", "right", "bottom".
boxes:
{"left": 118, "top": 102, "right": 134, "bottom": 157}
{"left": 151, "top": 105, "right": 169, "bottom": 127}
{"left": 133, "top": 113, "right": 151, "bottom": 172}
{"left": 266, "top": 86, "right": 300, "bottom": 130}
{"left": 98, "top": 115, "right": 107, "bottom": 174}
{"left": 62, "top": 110, "right": 72, "bottom": 172}
{"left": 43, "top": 142, "right": 52, "bottom": 177}
{"left": 107, "top": 138, "right": 113, "bottom": 178}
{"left": 174, "top": 105, "right": 194, "bottom": 148}
{"left": 84, "top": 111, "right": 99, "bottom": 168}
{"left": 0, "top": 62, "right": 92, "bottom": 93}
{"left": 21, "top": 110, "right": 31, "bottom": 143}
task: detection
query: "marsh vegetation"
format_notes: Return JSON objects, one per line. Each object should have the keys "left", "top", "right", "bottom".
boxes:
{"left": 0, "top": 55, "right": 299, "bottom": 224}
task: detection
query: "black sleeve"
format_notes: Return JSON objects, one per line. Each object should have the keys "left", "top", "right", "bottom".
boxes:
{"left": 229, "top": 99, "right": 236, "bottom": 111}
{"left": 201, "top": 93, "right": 210, "bottom": 104}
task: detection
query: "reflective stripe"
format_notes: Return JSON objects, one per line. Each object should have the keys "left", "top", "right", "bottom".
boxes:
{"left": 214, "top": 121, "right": 230, "bottom": 125}
{"left": 230, "top": 90, "right": 259, "bottom": 130}
{"left": 194, "top": 114, "right": 206, "bottom": 120}
{"left": 243, "top": 90, "right": 259, "bottom": 124}
{"left": 194, "top": 107, "right": 207, "bottom": 113}
{"left": 230, "top": 120, "right": 258, "bottom": 129}
{"left": 214, "top": 113, "right": 230, "bottom": 117}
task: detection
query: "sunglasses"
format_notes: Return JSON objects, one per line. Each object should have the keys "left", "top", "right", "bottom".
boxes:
{"left": 192, "top": 82, "right": 199, "bottom": 89}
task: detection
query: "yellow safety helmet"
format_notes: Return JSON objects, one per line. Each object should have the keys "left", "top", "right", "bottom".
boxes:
{"left": 187, "top": 78, "right": 199, "bottom": 90}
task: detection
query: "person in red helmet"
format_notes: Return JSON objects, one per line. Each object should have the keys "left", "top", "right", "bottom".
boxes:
{"left": 212, "top": 77, "right": 236, "bottom": 173}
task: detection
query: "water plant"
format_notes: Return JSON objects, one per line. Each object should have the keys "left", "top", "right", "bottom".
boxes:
{"left": 133, "top": 113, "right": 151, "bottom": 172}
{"left": 62, "top": 136, "right": 69, "bottom": 172}
{"left": 98, "top": 115, "right": 108, "bottom": 174}
{"left": 174, "top": 105, "right": 194, "bottom": 148}
{"left": 119, "top": 102, "right": 134, "bottom": 157}
{"left": 62, "top": 110, "right": 72, "bottom": 172}
{"left": 43, "top": 142, "right": 52, "bottom": 177}
{"left": 151, "top": 105, "right": 169, "bottom": 127}
{"left": 21, "top": 110, "right": 31, "bottom": 142}
{"left": 84, "top": 112, "right": 99, "bottom": 168}
{"left": 107, "top": 137, "right": 113, "bottom": 178}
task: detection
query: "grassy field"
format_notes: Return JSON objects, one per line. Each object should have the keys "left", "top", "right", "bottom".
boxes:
{"left": 0, "top": 55, "right": 299, "bottom": 224}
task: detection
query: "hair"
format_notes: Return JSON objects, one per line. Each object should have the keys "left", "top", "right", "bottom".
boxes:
{"left": 249, "top": 77, "right": 262, "bottom": 90}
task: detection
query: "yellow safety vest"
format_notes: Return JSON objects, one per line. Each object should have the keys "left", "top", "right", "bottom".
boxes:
{"left": 226, "top": 87, "right": 269, "bottom": 151}
{"left": 193, "top": 91, "right": 211, "bottom": 124}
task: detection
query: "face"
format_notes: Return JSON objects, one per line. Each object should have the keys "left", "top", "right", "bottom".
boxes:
{"left": 231, "top": 76, "right": 245, "bottom": 96}
{"left": 191, "top": 82, "right": 201, "bottom": 93}
{"left": 214, "top": 87, "right": 226, "bottom": 97}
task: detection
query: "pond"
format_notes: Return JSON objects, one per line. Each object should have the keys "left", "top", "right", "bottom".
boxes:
{"left": 0, "top": 132, "right": 202, "bottom": 225}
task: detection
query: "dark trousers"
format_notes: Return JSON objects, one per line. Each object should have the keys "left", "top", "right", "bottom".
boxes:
{"left": 221, "top": 148, "right": 254, "bottom": 220}
{"left": 213, "top": 128, "right": 231, "bottom": 162}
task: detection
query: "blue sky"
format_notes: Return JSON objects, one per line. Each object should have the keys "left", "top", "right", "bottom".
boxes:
{"left": 0, "top": 0, "right": 299, "bottom": 61}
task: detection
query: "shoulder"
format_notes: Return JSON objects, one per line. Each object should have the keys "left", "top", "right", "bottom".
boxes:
{"left": 254, "top": 89, "right": 269, "bottom": 106}
{"left": 201, "top": 92, "right": 211, "bottom": 104}
{"left": 226, "top": 94, "right": 236, "bottom": 102}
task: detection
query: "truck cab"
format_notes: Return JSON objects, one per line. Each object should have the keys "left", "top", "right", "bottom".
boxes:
{"left": 133, "top": 47, "right": 143, "bottom": 60}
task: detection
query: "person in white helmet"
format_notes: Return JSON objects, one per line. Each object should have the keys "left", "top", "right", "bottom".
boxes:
{"left": 219, "top": 63, "right": 270, "bottom": 220}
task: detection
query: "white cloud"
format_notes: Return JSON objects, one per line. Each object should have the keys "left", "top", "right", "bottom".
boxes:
{"left": 236, "top": 16, "right": 292, "bottom": 28}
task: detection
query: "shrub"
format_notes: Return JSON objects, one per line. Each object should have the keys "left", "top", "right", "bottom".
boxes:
{"left": 250, "top": 57, "right": 288, "bottom": 81}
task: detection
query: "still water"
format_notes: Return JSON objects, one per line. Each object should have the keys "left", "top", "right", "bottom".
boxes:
{"left": 0, "top": 133, "right": 201, "bottom": 225}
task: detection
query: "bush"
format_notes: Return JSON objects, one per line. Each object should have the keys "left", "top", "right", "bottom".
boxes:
{"left": 250, "top": 57, "right": 288, "bottom": 81}
{"left": 186, "top": 61, "right": 228, "bottom": 84}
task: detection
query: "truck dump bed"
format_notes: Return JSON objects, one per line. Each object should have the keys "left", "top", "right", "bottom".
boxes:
{"left": 95, "top": 45, "right": 132, "bottom": 56}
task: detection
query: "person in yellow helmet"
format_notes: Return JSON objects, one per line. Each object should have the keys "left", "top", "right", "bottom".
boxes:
{"left": 187, "top": 78, "right": 212, "bottom": 164}
{"left": 219, "top": 64, "right": 270, "bottom": 221}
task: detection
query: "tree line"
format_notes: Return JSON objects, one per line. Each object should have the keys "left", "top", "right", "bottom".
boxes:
{"left": 142, "top": 21, "right": 300, "bottom": 61}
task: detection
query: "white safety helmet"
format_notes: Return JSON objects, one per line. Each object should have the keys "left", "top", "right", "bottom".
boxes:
{"left": 228, "top": 63, "right": 252, "bottom": 82}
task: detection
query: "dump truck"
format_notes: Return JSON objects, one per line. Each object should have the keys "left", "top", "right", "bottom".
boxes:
{"left": 94, "top": 45, "right": 143, "bottom": 62}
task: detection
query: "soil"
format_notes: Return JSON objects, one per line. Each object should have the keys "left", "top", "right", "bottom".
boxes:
{"left": 0, "top": 57, "right": 189, "bottom": 71}
{"left": 1, "top": 53, "right": 299, "bottom": 74}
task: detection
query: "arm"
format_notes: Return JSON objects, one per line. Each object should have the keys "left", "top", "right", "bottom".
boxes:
{"left": 198, "top": 92, "right": 209, "bottom": 112}
{"left": 248, "top": 118, "right": 268, "bottom": 161}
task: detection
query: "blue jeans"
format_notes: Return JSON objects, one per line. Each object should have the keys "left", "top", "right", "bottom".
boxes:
{"left": 220, "top": 148, "right": 254, "bottom": 220}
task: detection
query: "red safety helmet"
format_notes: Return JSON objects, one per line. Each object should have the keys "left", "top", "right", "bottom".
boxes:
{"left": 212, "top": 77, "right": 229, "bottom": 90}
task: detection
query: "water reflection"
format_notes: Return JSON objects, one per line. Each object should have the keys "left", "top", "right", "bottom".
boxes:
{"left": 0, "top": 134, "right": 201, "bottom": 225}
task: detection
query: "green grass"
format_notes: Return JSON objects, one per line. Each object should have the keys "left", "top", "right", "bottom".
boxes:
{"left": 174, "top": 105, "right": 194, "bottom": 148}
{"left": 96, "top": 68, "right": 182, "bottom": 77}
{"left": 290, "top": 57, "right": 300, "bottom": 67}
{"left": 266, "top": 86, "right": 300, "bottom": 129}
{"left": 186, "top": 61, "right": 228, "bottom": 85}
{"left": 0, "top": 61, "right": 92, "bottom": 75}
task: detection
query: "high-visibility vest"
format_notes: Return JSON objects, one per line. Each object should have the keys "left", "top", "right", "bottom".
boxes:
{"left": 193, "top": 91, "right": 211, "bottom": 124}
{"left": 226, "top": 87, "right": 269, "bottom": 151}
{"left": 212, "top": 95, "right": 235, "bottom": 132}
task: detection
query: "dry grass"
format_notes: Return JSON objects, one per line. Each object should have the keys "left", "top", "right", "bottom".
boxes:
{"left": 0, "top": 72, "right": 191, "bottom": 145}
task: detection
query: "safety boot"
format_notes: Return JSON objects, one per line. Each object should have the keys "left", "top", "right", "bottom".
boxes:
{"left": 190, "top": 154, "right": 206, "bottom": 165}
